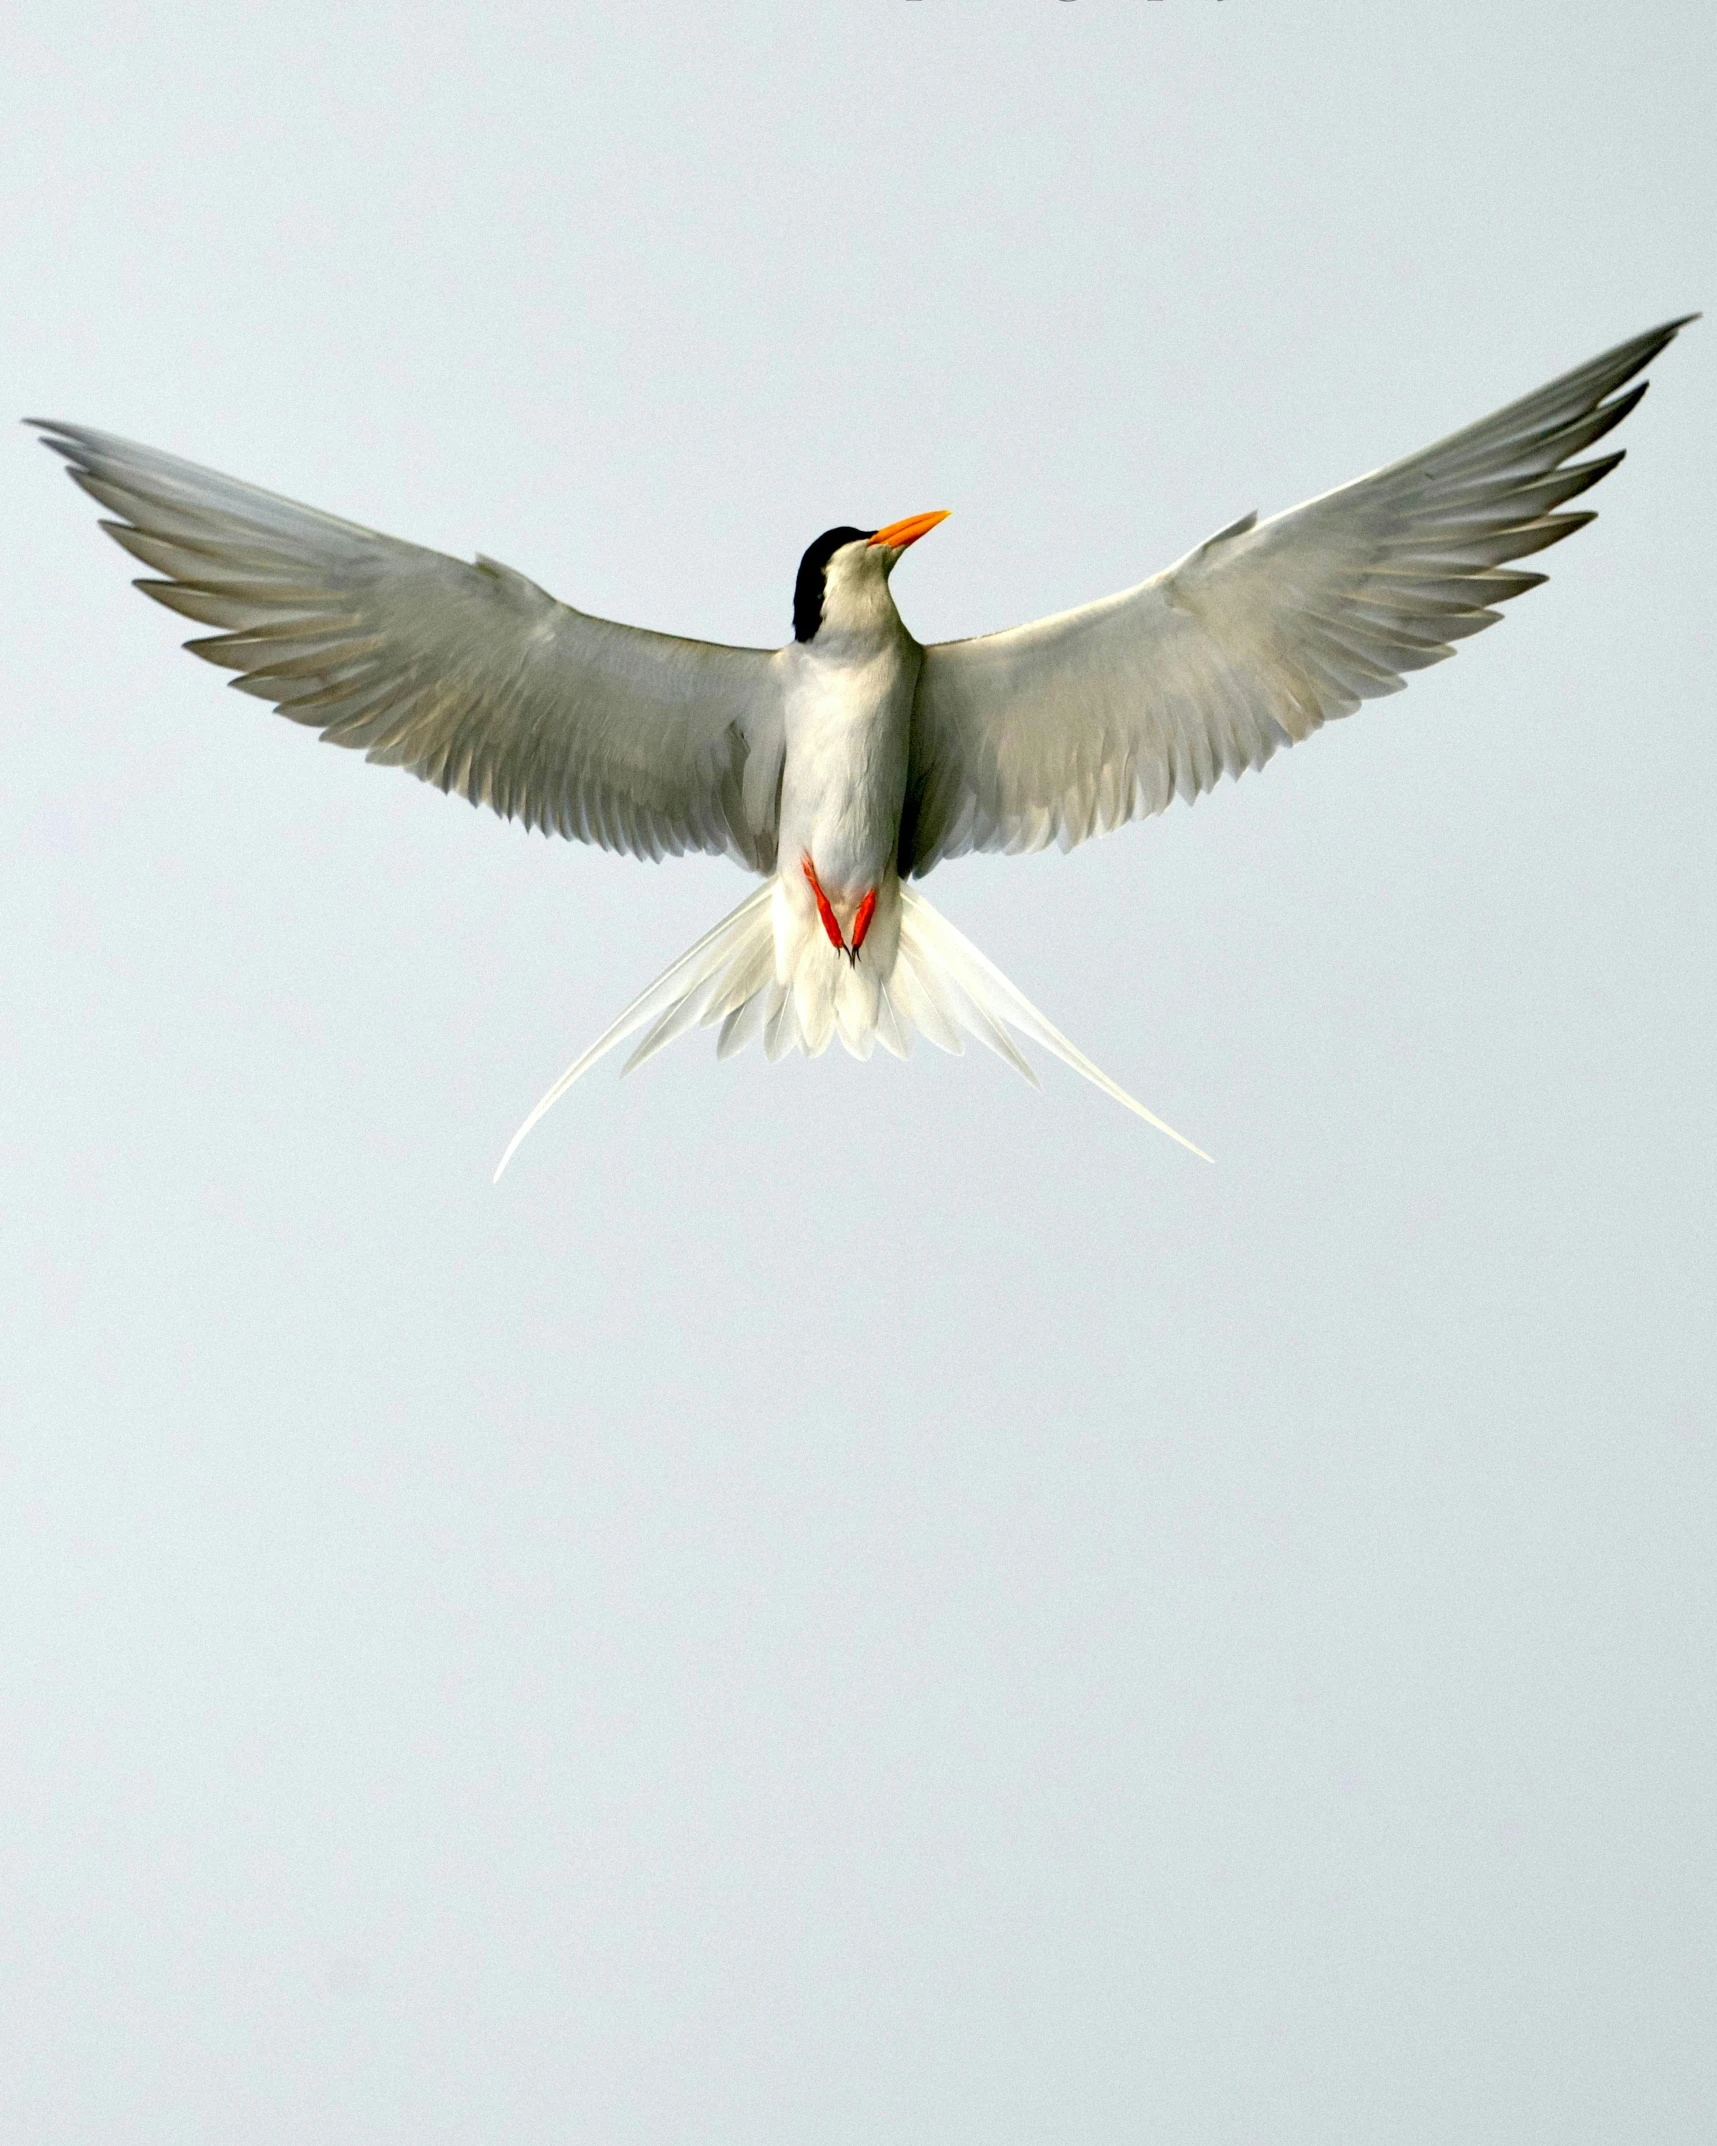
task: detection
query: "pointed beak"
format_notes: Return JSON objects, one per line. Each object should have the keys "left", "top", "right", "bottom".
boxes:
{"left": 868, "top": 510, "right": 950, "bottom": 553}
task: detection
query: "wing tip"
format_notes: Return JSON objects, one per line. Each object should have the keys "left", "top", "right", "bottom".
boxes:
{"left": 1610, "top": 313, "right": 1700, "bottom": 383}
{"left": 25, "top": 416, "right": 100, "bottom": 449}
{"left": 1614, "top": 313, "right": 1700, "bottom": 365}
{"left": 26, "top": 418, "right": 85, "bottom": 462}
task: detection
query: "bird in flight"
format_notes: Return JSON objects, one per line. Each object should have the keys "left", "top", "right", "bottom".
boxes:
{"left": 33, "top": 316, "right": 1692, "bottom": 1175}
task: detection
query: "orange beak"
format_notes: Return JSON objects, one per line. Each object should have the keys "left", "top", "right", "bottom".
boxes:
{"left": 868, "top": 510, "right": 950, "bottom": 552}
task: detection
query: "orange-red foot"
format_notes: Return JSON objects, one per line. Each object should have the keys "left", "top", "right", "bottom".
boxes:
{"left": 801, "top": 854, "right": 846, "bottom": 954}
{"left": 848, "top": 888, "right": 877, "bottom": 965}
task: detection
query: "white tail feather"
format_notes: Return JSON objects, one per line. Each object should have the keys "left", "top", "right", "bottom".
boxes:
{"left": 493, "top": 880, "right": 1211, "bottom": 1179}
{"left": 492, "top": 884, "right": 776, "bottom": 1180}
{"left": 896, "top": 890, "right": 1212, "bottom": 1161}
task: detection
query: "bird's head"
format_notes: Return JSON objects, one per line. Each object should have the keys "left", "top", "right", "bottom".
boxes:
{"left": 792, "top": 511, "right": 949, "bottom": 645}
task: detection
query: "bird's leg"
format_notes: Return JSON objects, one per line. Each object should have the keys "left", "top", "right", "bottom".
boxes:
{"left": 847, "top": 888, "right": 877, "bottom": 966}
{"left": 801, "top": 855, "right": 847, "bottom": 955}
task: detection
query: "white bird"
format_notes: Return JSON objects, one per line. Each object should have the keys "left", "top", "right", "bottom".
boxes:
{"left": 32, "top": 316, "right": 1692, "bottom": 1175}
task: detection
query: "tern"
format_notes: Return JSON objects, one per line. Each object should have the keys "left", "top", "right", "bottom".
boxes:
{"left": 32, "top": 316, "right": 1691, "bottom": 1175}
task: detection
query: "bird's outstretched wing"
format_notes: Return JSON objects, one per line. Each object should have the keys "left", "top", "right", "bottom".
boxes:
{"left": 32, "top": 423, "right": 787, "bottom": 870}
{"left": 902, "top": 317, "right": 1693, "bottom": 875}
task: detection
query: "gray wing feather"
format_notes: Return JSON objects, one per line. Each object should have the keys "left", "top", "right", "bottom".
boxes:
{"left": 904, "top": 317, "right": 1693, "bottom": 875}
{"left": 32, "top": 423, "right": 787, "bottom": 870}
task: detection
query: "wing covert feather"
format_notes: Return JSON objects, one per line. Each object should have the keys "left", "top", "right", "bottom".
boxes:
{"left": 903, "top": 318, "right": 1692, "bottom": 875}
{"left": 33, "top": 423, "right": 786, "bottom": 869}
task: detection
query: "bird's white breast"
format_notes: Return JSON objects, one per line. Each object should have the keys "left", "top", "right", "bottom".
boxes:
{"left": 777, "top": 626, "right": 919, "bottom": 902}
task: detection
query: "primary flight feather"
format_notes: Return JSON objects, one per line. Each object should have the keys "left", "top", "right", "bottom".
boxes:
{"left": 31, "top": 315, "right": 1693, "bottom": 1172}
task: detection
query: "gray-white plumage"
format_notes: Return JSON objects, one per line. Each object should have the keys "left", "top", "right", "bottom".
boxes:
{"left": 30, "top": 315, "right": 1692, "bottom": 1171}
{"left": 903, "top": 316, "right": 1694, "bottom": 869}
{"left": 35, "top": 426, "right": 789, "bottom": 869}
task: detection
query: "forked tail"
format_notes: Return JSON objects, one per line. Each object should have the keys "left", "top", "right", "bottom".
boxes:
{"left": 493, "top": 883, "right": 1210, "bottom": 1179}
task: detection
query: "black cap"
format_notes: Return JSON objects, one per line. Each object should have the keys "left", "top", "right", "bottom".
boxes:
{"left": 793, "top": 526, "right": 874, "bottom": 643}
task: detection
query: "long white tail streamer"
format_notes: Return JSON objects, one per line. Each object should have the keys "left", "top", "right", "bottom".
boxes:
{"left": 493, "top": 882, "right": 1211, "bottom": 1179}
{"left": 492, "top": 883, "right": 776, "bottom": 1180}
{"left": 895, "top": 891, "right": 1212, "bottom": 1162}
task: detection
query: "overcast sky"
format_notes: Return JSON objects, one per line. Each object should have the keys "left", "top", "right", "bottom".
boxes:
{"left": 3, "top": 4, "right": 1713, "bottom": 2140}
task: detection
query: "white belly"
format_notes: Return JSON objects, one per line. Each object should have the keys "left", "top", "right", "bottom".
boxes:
{"left": 777, "top": 634, "right": 917, "bottom": 903}
{"left": 771, "top": 630, "right": 918, "bottom": 1051}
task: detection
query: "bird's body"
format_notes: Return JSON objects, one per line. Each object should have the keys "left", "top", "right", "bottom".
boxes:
{"left": 31, "top": 316, "right": 1693, "bottom": 1172}
{"left": 775, "top": 525, "right": 927, "bottom": 1054}
{"left": 781, "top": 623, "right": 914, "bottom": 911}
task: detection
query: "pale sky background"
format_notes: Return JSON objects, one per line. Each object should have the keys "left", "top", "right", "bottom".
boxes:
{"left": 2, "top": 4, "right": 1713, "bottom": 2140}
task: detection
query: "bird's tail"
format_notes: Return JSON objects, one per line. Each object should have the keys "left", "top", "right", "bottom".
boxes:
{"left": 493, "top": 881, "right": 1210, "bottom": 1179}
